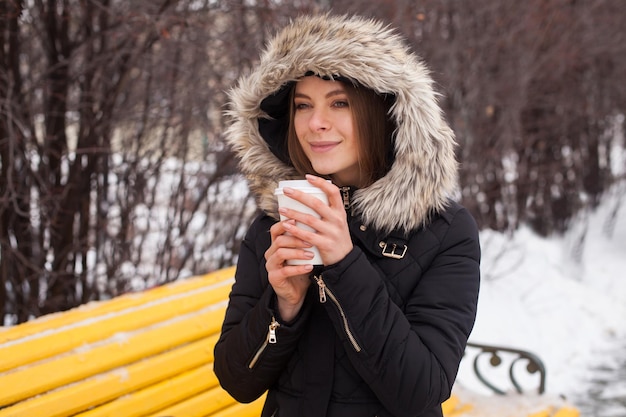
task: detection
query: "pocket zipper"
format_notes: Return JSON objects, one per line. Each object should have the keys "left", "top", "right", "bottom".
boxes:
{"left": 313, "top": 275, "right": 362, "bottom": 352}
{"left": 248, "top": 316, "right": 281, "bottom": 369}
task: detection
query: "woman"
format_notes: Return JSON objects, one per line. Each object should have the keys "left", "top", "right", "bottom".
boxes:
{"left": 214, "top": 14, "right": 481, "bottom": 417}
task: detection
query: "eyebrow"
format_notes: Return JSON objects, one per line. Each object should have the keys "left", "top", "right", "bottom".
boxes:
{"left": 294, "top": 89, "right": 347, "bottom": 99}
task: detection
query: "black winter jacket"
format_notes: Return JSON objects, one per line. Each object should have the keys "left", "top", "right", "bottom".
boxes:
{"left": 214, "top": 199, "right": 480, "bottom": 417}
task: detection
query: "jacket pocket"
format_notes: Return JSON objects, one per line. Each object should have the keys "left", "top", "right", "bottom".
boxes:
{"left": 313, "top": 274, "right": 362, "bottom": 352}
{"left": 248, "top": 316, "right": 281, "bottom": 369}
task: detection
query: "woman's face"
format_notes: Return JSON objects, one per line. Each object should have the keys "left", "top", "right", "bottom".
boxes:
{"left": 293, "top": 76, "right": 361, "bottom": 187}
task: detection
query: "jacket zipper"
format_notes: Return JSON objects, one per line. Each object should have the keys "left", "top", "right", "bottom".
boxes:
{"left": 341, "top": 186, "right": 351, "bottom": 210}
{"left": 248, "top": 316, "right": 281, "bottom": 369}
{"left": 313, "top": 275, "right": 362, "bottom": 352}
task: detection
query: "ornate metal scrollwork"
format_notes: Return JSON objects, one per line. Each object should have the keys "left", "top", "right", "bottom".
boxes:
{"left": 464, "top": 341, "right": 547, "bottom": 395}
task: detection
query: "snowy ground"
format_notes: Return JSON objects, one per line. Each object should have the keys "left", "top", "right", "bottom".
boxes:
{"left": 458, "top": 183, "right": 626, "bottom": 415}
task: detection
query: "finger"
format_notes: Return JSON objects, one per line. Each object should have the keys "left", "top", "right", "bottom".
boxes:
{"left": 274, "top": 232, "right": 313, "bottom": 248}
{"left": 305, "top": 174, "right": 343, "bottom": 208}
{"left": 266, "top": 243, "right": 316, "bottom": 266}
{"left": 278, "top": 207, "right": 320, "bottom": 230}
{"left": 270, "top": 218, "right": 313, "bottom": 247}
{"left": 281, "top": 218, "right": 320, "bottom": 243}
{"left": 269, "top": 220, "right": 292, "bottom": 239}
{"left": 280, "top": 264, "right": 314, "bottom": 277}
{"left": 279, "top": 203, "right": 342, "bottom": 239}
{"left": 275, "top": 246, "right": 316, "bottom": 263}
{"left": 281, "top": 187, "right": 331, "bottom": 217}
{"left": 267, "top": 260, "right": 314, "bottom": 282}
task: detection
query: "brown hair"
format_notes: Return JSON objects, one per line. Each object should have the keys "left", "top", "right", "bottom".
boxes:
{"left": 286, "top": 80, "right": 395, "bottom": 187}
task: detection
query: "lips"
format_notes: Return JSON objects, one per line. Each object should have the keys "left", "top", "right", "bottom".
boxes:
{"left": 309, "top": 141, "right": 339, "bottom": 153}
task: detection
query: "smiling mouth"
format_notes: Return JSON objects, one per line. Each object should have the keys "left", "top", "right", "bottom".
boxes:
{"left": 309, "top": 142, "right": 339, "bottom": 152}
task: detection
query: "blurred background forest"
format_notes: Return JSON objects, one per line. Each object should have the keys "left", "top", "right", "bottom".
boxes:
{"left": 1, "top": 0, "right": 625, "bottom": 324}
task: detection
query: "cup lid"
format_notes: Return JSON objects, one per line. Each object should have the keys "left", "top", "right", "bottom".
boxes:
{"left": 277, "top": 180, "right": 311, "bottom": 189}
{"left": 274, "top": 179, "right": 330, "bottom": 195}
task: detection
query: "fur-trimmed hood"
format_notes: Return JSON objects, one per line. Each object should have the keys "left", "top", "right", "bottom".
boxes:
{"left": 224, "top": 13, "right": 458, "bottom": 234}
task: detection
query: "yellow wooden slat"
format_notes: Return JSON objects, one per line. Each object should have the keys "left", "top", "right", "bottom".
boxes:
{"left": 73, "top": 364, "right": 217, "bottom": 417}
{"left": 527, "top": 408, "right": 553, "bottom": 417}
{"left": 0, "top": 304, "right": 227, "bottom": 408}
{"left": 204, "top": 394, "right": 267, "bottom": 417}
{"left": 442, "top": 395, "right": 460, "bottom": 415}
{"left": 0, "top": 335, "right": 220, "bottom": 417}
{"left": 0, "top": 277, "right": 233, "bottom": 373}
{"left": 0, "top": 267, "right": 235, "bottom": 345}
{"left": 553, "top": 407, "right": 580, "bottom": 417}
{"left": 447, "top": 404, "right": 474, "bottom": 416}
{"left": 144, "top": 385, "right": 238, "bottom": 417}
{"left": 442, "top": 394, "right": 474, "bottom": 417}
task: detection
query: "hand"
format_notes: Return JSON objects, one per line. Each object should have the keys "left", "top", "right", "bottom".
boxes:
{"left": 265, "top": 220, "right": 314, "bottom": 322}
{"left": 278, "top": 174, "right": 353, "bottom": 266}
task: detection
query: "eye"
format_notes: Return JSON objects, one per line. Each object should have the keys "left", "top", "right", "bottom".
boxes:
{"left": 333, "top": 99, "right": 349, "bottom": 108}
{"left": 294, "top": 102, "right": 311, "bottom": 110}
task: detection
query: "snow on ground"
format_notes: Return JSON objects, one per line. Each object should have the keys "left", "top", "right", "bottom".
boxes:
{"left": 458, "top": 184, "right": 626, "bottom": 414}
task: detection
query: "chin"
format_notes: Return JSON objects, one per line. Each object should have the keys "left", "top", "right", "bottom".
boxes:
{"left": 309, "top": 165, "right": 334, "bottom": 176}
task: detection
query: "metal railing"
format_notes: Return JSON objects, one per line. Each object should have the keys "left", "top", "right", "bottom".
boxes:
{"left": 464, "top": 342, "right": 547, "bottom": 395}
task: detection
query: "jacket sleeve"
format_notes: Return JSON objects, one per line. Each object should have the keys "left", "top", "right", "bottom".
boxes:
{"left": 213, "top": 214, "right": 312, "bottom": 403}
{"left": 317, "top": 206, "right": 480, "bottom": 416}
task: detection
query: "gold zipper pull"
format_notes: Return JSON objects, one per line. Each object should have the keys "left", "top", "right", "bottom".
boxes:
{"left": 314, "top": 275, "right": 327, "bottom": 303}
{"left": 341, "top": 187, "right": 351, "bottom": 210}
{"left": 268, "top": 317, "right": 280, "bottom": 344}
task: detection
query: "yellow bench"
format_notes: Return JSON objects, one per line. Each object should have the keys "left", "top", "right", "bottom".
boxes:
{"left": 0, "top": 267, "right": 579, "bottom": 417}
{"left": 0, "top": 267, "right": 265, "bottom": 417}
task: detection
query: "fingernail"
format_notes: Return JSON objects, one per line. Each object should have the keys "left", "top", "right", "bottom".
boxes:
{"left": 283, "top": 187, "right": 294, "bottom": 194}
{"left": 303, "top": 264, "right": 313, "bottom": 271}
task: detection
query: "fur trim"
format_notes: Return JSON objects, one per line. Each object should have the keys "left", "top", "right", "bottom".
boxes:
{"left": 224, "top": 14, "right": 458, "bottom": 233}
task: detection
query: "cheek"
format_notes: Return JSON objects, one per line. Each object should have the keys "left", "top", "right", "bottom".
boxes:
{"left": 336, "top": 115, "right": 355, "bottom": 136}
{"left": 293, "top": 114, "right": 307, "bottom": 138}
{"left": 340, "top": 124, "right": 356, "bottom": 146}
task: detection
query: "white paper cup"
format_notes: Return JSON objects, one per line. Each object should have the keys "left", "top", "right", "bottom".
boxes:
{"left": 274, "top": 180, "right": 330, "bottom": 265}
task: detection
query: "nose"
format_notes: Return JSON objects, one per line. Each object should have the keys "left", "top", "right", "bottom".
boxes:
{"left": 308, "top": 107, "right": 330, "bottom": 131}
